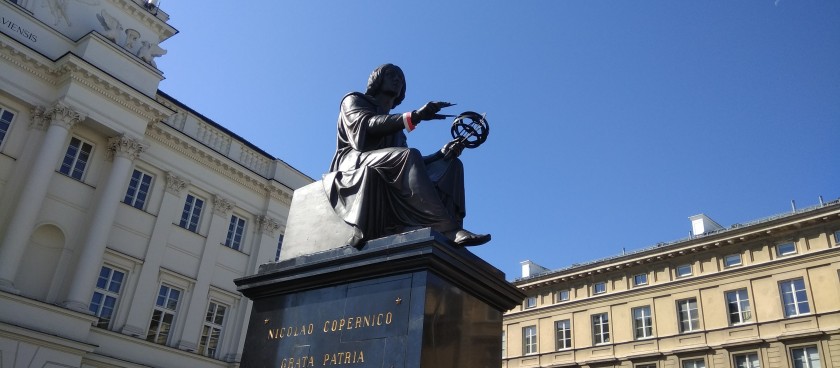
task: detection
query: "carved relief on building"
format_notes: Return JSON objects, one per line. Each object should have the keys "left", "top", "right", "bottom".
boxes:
{"left": 213, "top": 195, "right": 235, "bottom": 216}
{"left": 45, "top": 102, "right": 86, "bottom": 130}
{"left": 165, "top": 172, "right": 188, "bottom": 195}
{"left": 256, "top": 215, "right": 281, "bottom": 237}
{"left": 28, "top": 105, "right": 49, "bottom": 131}
{"left": 107, "top": 134, "right": 146, "bottom": 160}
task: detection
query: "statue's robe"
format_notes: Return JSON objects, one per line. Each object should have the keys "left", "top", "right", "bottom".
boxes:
{"left": 324, "top": 93, "right": 466, "bottom": 246}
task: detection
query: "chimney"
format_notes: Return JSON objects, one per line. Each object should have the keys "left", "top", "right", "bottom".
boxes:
{"left": 520, "top": 260, "right": 551, "bottom": 278}
{"left": 689, "top": 214, "right": 724, "bottom": 237}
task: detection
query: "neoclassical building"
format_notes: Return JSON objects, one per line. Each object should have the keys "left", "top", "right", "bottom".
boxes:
{"left": 504, "top": 201, "right": 840, "bottom": 368}
{"left": 0, "top": 0, "right": 311, "bottom": 366}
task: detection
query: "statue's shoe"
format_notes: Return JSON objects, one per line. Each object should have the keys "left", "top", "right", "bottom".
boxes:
{"left": 453, "top": 229, "right": 491, "bottom": 247}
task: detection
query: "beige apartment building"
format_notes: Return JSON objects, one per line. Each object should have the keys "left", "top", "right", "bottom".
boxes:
{"left": 0, "top": 0, "right": 310, "bottom": 366}
{"left": 504, "top": 200, "right": 840, "bottom": 368}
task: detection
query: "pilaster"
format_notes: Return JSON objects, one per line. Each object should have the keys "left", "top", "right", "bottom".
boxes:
{"left": 0, "top": 102, "right": 85, "bottom": 293}
{"left": 177, "top": 194, "right": 235, "bottom": 351}
{"left": 121, "top": 171, "right": 189, "bottom": 337}
{"left": 64, "top": 134, "right": 144, "bottom": 312}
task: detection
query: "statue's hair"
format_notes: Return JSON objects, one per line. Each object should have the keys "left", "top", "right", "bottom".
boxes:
{"left": 366, "top": 64, "right": 406, "bottom": 108}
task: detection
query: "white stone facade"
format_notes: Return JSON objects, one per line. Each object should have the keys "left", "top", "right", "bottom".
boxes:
{"left": 0, "top": 1, "right": 311, "bottom": 366}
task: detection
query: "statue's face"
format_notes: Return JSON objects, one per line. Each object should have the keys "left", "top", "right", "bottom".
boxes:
{"left": 379, "top": 67, "right": 405, "bottom": 99}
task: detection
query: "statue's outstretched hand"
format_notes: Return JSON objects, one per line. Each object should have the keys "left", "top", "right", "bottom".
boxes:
{"left": 441, "top": 139, "right": 465, "bottom": 160}
{"left": 413, "top": 101, "right": 455, "bottom": 123}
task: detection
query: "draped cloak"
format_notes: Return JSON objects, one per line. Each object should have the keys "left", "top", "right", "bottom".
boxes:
{"left": 324, "top": 92, "right": 466, "bottom": 246}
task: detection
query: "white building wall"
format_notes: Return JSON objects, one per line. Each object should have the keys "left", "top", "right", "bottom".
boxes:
{"left": 0, "top": 1, "right": 311, "bottom": 366}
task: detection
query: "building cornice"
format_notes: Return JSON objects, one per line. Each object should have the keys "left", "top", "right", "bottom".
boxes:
{"left": 506, "top": 247, "right": 840, "bottom": 319}
{"left": 147, "top": 122, "right": 293, "bottom": 206}
{"left": 1, "top": 34, "right": 173, "bottom": 124}
{"left": 54, "top": 55, "right": 171, "bottom": 123}
{"left": 106, "top": 0, "right": 177, "bottom": 42}
{"left": 515, "top": 203, "right": 840, "bottom": 289}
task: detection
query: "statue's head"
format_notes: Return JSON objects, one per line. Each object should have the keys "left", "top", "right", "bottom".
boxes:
{"left": 366, "top": 64, "right": 406, "bottom": 108}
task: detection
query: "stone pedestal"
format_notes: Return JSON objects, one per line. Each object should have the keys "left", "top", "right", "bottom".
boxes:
{"left": 235, "top": 228, "right": 524, "bottom": 368}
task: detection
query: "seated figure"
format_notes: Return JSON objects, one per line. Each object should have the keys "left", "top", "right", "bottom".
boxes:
{"left": 324, "top": 64, "right": 490, "bottom": 247}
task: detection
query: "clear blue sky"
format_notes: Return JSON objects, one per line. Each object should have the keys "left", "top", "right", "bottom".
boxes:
{"left": 156, "top": 1, "right": 840, "bottom": 280}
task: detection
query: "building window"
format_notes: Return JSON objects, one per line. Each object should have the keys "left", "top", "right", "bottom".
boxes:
{"left": 682, "top": 359, "right": 706, "bottom": 368}
{"left": 779, "top": 278, "right": 810, "bottom": 317}
{"left": 724, "top": 254, "right": 742, "bottom": 268}
{"left": 522, "top": 325, "right": 537, "bottom": 355}
{"left": 734, "top": 352, "right": 760, "bottom": 368}
{"left": 636, "top": 365, "right": 657, "bottom": 368}
{"left": 633, "top": 306, "right": 653, "bottom": 339}
{"left": 0, "top": 107, "right": 14, "bottom": 146}
{"left": 224, "top": 215, "right": 246, "bottom": 250}
{"left": 676, "top": 264, "right": 693, "bottom": 277}
{"left": 525, "top": 296, "right": 537, "bottom": 309}
{"left": 555, "top": 319, "right": 572, "bottom": 350}
{"left": 776, "top": 242, "right": 797, "bottom": 257}
{"left": 726, "top": 289, "right": 752, "bottom": 325}
{"left": 179, "top": 194, "right": 204, "bottom": 232}
{"left": 275, "top": 234, "right": 284, "bottom": 261}
{"left": 677, "top": 298, "right": 699, "bottom": 333}
{"left": 59, "top": 137, "right": 93, "bottom": 181}
{"left": 88, "top": 266, "right": 125, "bottom": 329}
{"left": 833, "top": 230, "right": 840, "bottom": 246}
{"left": 633, "top": 273, "right": 648, "bottom": 286}
{"left": 790, "top": 346, "right": 820, "bottom": 368}
{"left": 501, "top": 331, "right": 506, "bottom": 358}
{"left": 147, "top": 284, "right": 181, "bottom": 345}
{"left": 592, "top": 313, "right": 610, "bottom": 344}
{"left": 198, "top": 301, "right": 227, "bottom": 358}
{"left": 593, "top": 282, "right": 606, "bottom": 294}
{"left": 556, "top": 289, "right": 570, "bottom": 303}
{"left": 123, "top": 169, "right": 153, "bottom": 210}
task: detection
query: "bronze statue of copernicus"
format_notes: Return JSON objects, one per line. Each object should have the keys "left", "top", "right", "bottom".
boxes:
{"left": 323, "top": 64, "right": 490, "bottom": 247}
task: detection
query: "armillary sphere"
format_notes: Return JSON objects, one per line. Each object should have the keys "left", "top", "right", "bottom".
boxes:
{"left": 450, "top": 111, "right": 489, "bottom": 149}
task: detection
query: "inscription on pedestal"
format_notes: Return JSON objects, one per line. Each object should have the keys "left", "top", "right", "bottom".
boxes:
{"left": 242, "top": 275, "right": 411, "bottom": 368}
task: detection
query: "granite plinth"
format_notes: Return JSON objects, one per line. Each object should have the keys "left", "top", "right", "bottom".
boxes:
{"left": 280, "top": 180, "right": 357, "bottom": 261}
{"left": 235, "top": 228, "right": 525, "bottom": 368}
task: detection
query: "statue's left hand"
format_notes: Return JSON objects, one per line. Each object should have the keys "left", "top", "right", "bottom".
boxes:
{"left": 441, "top": 139, "right": 465, "bottom": 160}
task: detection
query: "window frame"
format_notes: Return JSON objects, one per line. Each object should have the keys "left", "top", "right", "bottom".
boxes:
{"left": 88, "top": 265, "right": 126, "bottom": 329}
{"left": 725, "top": 288, "right": 752, "bottom": 325}
{"left": 146, "top": 283, "right": 183, "bottom": 345}
{"left": 554, "top": 319, "right": 572, "bottom": 350}
{"left": 522, "top": 325, "right": 538, "bottom": 355}
{"left": 776, "top": 242, "right": 797, "bottom": 257}
{"left": 0, "top": 106, "right": 16, "bottom": 149}
{"left": 733, "top": 352, "right": 760, "bottom": 368}
{"left": 179, "top": 193, "right": 205, "bottom": 233}
{"left": 632, "top": 305, "right": 654, "bottom": 339}
{"left": 593, "top": 281, "right": 606, "bottom": 295}
{"left": 123, "top": 168, "right": 154, "bottom": 210}
{"left": 724, "top": 253, "right": 743, "bottom": 268}
{"left": 633, "top": 273, "right": 648, "bottom": 286}
{"left": 556, "top": 289, "right": 570, "bottom": 303}
{"left": 591, "top": 313, "right": 610, "bottom": 345}
{"left": 224, "top": 214, "right": 247, "bottom": 251}
{"left": 677, "top": 298, "right": 700, "bottom": 333}
{"left": 59, "top": 136, "right": 94, "bottom": 181}
{"left": 789, "top": 345, "right": 821, "bottom": 368}
{"left": 524, "top": 296, "right": 537, "bottom": 309}
{"left": 676, "top": 264, "right": 693, "bottom": 278}
{"left": 198, "top": 300, "right": 228, "bottom": 358}
{"left": 681, "top": 358, "right": 706, "bottom": 368}
{"left": 833, "top": 230, "right": 840, "bottom": 246}
{"left": 779, "top": 278, "right": 810, "bottom": 317}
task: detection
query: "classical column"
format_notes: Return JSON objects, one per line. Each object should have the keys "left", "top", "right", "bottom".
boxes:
{"left": 224, "top": 214, "right": 282, "bottom": 361}
{"left": 63, "top": 135, "right": 145, "bottom": 312}
{"left": 121, "top": 172, "right": 189, "bottom": 337}
{"left": 178, "top": 194, "right": 235, "bottom": 351}
{"left": 0, "top": 103, "right": 86, "bottom": 293}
